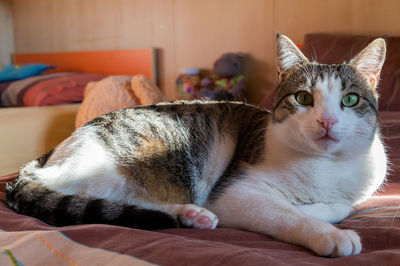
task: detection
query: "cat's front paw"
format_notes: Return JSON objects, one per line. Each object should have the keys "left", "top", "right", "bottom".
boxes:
{"left": 177, "top": 204, "right": 219, "bottom": 229}
{"left": 310, "top": 229, "right": 362, "bottom": 257}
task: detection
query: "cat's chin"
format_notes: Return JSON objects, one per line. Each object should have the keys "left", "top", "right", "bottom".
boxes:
{"left": 311, "top": 136, "right": 341, "bottom": 154}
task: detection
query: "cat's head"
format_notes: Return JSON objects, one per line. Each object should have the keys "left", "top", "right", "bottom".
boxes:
{"left": 271, "top": 33, "right": 386, "bottom": 157}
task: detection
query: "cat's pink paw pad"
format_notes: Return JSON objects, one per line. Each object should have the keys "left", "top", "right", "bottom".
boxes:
{"left": 179, "top": 204, "right": 218, "bottom": 229}
{"left": 185, "top": 209, "right": 198, "bottom": 219}
{"left": 196, "top": 216, "right": 211, "bottom": 224}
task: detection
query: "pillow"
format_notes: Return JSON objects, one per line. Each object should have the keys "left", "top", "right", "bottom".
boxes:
{"left": 0, "top": 64, "right": 55, "bottom": 82}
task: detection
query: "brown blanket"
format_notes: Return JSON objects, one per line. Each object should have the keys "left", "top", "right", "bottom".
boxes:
{"left": 0, "top": 178, "right": 399, "bottom": 265}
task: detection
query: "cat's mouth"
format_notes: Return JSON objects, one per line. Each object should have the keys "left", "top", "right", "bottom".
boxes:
{"left": 313, "top": 134, "right": 340, "bottom": 151}
{"left": 315, "top": 134, "right": 339, "bottom": 142}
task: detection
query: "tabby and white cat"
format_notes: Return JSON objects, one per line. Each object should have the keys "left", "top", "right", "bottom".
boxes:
{"left": 6, "top": 34, "right": 387, "bottom": 257}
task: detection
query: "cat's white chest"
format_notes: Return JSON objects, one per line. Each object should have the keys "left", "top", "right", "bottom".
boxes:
{"left": 248, "top": 158, "right": 360, "bottom": 205}
{"left": 287, "top": 158, "right": 363, "bottom": 204}
{"left": 248, "top": 129, "right": 386, "bottom": 206}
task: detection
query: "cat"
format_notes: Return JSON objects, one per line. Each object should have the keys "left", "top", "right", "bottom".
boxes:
{"left": 5, "top": 33, "right": 387, "bottom": 257}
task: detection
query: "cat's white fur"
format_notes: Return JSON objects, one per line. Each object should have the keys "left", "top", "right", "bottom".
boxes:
{"left": 274, "top": 74, "right": 377, "bottom": 157}
{"left": 29, "top": 34, "right": 386, "bottom": 257}
{"left": 196, "top": 134, "right": 236, "bottom": 206}
{"left": 36, "top": 128, "right": 128, "bottom": 201}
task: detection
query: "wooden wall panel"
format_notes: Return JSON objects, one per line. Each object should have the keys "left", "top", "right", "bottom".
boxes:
{"left": 0, "top": 0, "right": 14, "bottom": 65}
{"left": 351, "top": 0, "right": 400, "bottom": 35}
{"left": 173, "top": 0, "right": 274, "bottom": 102}
{"left": 273, "top": 0, "right": 354, "bottom": 44}
{"left": 11, "top": 0, "right": 400, "bottom": 104}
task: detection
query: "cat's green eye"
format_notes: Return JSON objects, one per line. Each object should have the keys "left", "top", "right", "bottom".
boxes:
{"left": 342, "top": 94, "right": 359, "bottom": 107}
{"left": 295, "top": 91, "right": 313, "bottom": 106}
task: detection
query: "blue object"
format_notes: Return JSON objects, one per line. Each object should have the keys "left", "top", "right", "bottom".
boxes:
{"left": 0, "top": 63, "right": 55, "bottom": 82}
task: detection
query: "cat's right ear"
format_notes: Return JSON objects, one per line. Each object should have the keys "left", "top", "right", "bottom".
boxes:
{"left": 349, "top": 38, "right": 386, "bottom": 89}
{"left": 275, "top": 33, "right": 309, "bottom": 80}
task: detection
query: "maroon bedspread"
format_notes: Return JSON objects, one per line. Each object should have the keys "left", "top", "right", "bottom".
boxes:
{"left": 0, "top": 178, "right": 399, "bottom": 265}
{"left": 381, "top": 111, "right": 400, "bottom": 183}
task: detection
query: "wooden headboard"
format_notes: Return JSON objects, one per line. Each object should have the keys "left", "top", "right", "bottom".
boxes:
{"left": 13, "top": 49, "right": 157, "bottom": 84}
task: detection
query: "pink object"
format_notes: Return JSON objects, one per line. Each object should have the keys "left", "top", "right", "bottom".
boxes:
{"left": 186, "top": 210, "right": 198, "bottom": 219}
{"left": 196, "top": 216, "right": 211, "bottom": 225}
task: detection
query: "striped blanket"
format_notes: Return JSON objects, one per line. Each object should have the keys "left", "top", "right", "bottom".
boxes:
{"left": 0, "top": 229, "right": 151, "bottom": 266}
{"left": 0, "top": 73, "right": 106, "bottom": 107}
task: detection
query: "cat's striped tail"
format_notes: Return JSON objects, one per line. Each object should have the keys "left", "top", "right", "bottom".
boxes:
{"left": 5, "top": 161, "right": 179, "bottom": 229}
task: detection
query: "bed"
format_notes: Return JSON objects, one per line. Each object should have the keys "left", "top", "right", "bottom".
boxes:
{"left": 0, "top": 35, "right": 399, "bottom": 265}
{"left": 0, "top": 49, "right": 156, "bottom": 175}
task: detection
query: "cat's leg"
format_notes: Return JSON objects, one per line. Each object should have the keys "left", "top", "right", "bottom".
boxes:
{"left": 206, "top": 182, "right": 361, "bottom": 257}
{"left": 297, "top": 202, "right": 353, "bottom": 223}
{"left": 158, "top": 204, "right": 219, "bottom": 229}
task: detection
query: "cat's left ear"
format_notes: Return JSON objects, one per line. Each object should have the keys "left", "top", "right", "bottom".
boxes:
{"left": 349, "top": 38, "right": 386, "bottom": 89}
{"left": 275, "top": 33, "right": 309, "bottom": 80}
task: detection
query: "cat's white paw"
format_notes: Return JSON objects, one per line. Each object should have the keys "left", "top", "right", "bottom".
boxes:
{"left": 309, "top": 229, "right": 362, "bottom": 257}
{"left": 178, "top": 204, "right": 219, "bottom": 229}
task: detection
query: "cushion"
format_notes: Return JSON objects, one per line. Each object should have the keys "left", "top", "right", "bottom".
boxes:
{"left": 301, "top": 33, "right": 400, "bottom": 111}
{"left": 0, "top": 64, "right": 54, "bottom": 82}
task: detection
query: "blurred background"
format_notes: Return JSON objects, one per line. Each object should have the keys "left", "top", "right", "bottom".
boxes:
{"left": 1, "top": 0, "right": 399, "bottom": 103}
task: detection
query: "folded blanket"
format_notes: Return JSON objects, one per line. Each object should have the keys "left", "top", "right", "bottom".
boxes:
{"left": 0, "top": 73, "right": 106, "bottom": 107}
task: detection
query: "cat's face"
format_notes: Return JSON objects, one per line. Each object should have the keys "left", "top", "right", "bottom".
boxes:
{"left": 271, "top": 34, "right": 386, "bottom": 157}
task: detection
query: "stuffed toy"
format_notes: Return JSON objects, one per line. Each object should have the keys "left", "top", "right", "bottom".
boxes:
{"left": 199, "top": 53, "right": 247, "bottom": 101}
{"left": 75, "top": 75, "right": 164, "bottom": 128}
{"left": 176, "top": 68, "right": 201, "bottom": 99}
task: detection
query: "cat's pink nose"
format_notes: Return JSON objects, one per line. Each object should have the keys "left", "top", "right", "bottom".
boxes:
{"left": 317, "top": 118, "right": 338, "bottom": 131}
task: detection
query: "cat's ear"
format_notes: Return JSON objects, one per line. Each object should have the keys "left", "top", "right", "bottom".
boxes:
{"left": 275, "top": 33, "right": 309, "bottom": 80}
{"left": 349, "top": 38, "right": 386, "bottom": 89}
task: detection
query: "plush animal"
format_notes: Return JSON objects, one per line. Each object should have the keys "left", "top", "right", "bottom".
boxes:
{"left": 199, "top": 53, "right": 247, "bottom": 101}
{"left": 75, "top": 75, "right": 164, "bottom": 128}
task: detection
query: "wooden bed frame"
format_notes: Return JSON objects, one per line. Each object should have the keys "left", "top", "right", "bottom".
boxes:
{"left": 1, "top": 49, "right": 157, "bottom": 175}
{"left": 14, "top": 49, "right": 157, "bottom": 84}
